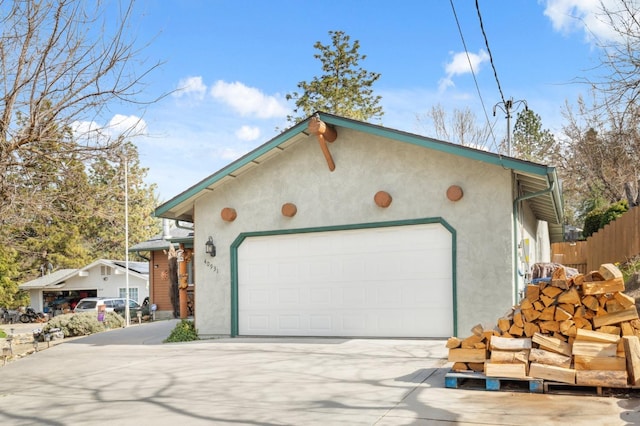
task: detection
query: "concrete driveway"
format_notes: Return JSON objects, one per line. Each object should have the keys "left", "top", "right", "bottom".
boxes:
{"left": 0, "top": 320, "right": 638, "bottom": 425}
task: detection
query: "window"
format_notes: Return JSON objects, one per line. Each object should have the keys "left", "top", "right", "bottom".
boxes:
{"left": 119, "top": 287, "right": 139, "bottom": 302}
{"left": 100, "top": 266, "right": 112, "bottom": 276}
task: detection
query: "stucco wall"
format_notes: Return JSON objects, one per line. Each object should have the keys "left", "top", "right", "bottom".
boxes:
{"left": 193, "top": 128, "right": 516, "bottom": 337}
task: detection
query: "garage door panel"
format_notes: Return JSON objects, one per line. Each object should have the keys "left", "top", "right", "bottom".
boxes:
{"left": 238, "top": 223, "right": 453, "bottom": 337}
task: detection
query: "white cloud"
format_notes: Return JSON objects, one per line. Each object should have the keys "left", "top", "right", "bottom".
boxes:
{"left": 70, "top": 115, "right": 147, "bottom": 145}
{"left": 108, "top": 114, "right": 148, "bottom": 137}
{"left": 439, "top": 49, "right": 490, "bottom": 92}
{"left": 173, "top": 76, "right": 207, "bottom": 100}
{"left": 210, "top": 80, "right": 289, "bottom": 118}
{"left": 235, "top": 125, "right": 261, "bottom": 141}
{"left": 543, "top": 0, "right": 626, "bottom": 43}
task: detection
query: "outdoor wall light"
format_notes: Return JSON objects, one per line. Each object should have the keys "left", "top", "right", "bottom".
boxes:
{"left": 205, "top": 236, "right": 216, "bottom": 257}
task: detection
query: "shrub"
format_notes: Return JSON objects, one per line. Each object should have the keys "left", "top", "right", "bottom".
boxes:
{"left": 600, "top": 199, "right": 628, "bottom": 228}
{"left": 164, "top": 319, "right": 199, "bottom": 343}
{"left": 0, "top": 329, "right": 6, "bottom": 338}
{"left": 583, "top": 209, "right": 604, "bottom": 238}
{"left": 43, "top": 312, "right": 124, "bottom": 337}
{"left": 583, "top": 199, "right": 629, "bottom": 238}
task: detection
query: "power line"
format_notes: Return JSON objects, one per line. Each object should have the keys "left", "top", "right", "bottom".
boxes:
{"left": 475, "top": 0, "right": 506, "bottom": 105}
{"left": 449, "top": 0, "right": 498, "bottom": 150}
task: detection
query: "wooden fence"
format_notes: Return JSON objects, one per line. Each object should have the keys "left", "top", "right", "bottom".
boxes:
{"left": 551, "top": 206, "right": 640, "bottom": 273}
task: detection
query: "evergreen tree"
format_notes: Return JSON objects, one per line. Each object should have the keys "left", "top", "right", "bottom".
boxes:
{"left": 85, "top": 142, "right": 160, "bottom": 260}
{"left": 286, "top": 30, "right": 383, "bottom": 124}
{"left": 511, "top": 109, "right": 559, "bottom": 164}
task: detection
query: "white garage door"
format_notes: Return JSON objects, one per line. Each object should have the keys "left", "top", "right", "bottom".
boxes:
{"left": 237, "top": 223, "right": 453, "bottom": 337}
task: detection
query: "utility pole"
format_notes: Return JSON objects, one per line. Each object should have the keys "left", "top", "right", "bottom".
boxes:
{"left": 493, "top": 97, "right": 527, "bottom": 156}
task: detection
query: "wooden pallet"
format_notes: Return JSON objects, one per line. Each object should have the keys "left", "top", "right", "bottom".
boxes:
{"left": 445, "top": 371, "right": 544, "bottom": 393}
{"left": 544, "top": 381, "right": 640, "bottom": 396}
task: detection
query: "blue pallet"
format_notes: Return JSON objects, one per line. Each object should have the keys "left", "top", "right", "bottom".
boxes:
{"left": 445, "top": 371, "right": 544, "bottom": 393}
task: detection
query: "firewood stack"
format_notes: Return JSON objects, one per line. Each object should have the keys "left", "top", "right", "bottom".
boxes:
{"left": 447, "top": 262, "right": 640, "bottom": 388}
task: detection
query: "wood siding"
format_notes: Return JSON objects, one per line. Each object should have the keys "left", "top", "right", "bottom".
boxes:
{"left": 151, "top": 251, "right": 173, "bottom": 311}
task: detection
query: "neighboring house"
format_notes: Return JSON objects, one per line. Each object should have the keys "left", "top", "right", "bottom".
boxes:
{"left": 129, "top": 220, "right": 194, "bottom": 320}
{"left": 19, "top": 259, "right": 149, "bottom": 315}
{"left": 154, "top": 112, "right": 564, "bottom": 338}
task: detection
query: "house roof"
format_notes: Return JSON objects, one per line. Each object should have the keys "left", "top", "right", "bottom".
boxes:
{"left": 154, "top": 112, "right": 564, "bottom": 241}
{"left": 18, "top": 259, "right": 149, "bottom": 290}
{"left": 129, "top": 225, "right": 193, "bottom": 252}
{"left": 18, "top": 269, "right": 78, "bottom": 289}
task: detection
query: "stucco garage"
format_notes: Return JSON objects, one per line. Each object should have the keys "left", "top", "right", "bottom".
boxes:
{"left": 154, "top": 112, "right": 564, "bottom": 338}
{"left": 234, "top": 221, "right": 454, "bottom": 337}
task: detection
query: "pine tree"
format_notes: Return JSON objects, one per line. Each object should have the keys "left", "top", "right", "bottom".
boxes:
{"left": 511, "top": 109, "right": 559, "bottom": 164}
{"left": 286, "top": 30, "right": 383, "bottom": 124}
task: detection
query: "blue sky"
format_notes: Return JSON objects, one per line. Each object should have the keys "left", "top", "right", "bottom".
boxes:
{"left": 100, "top": 1, "right": 614, "bottom": 201}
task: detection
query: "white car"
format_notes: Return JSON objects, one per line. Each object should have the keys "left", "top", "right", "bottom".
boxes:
{"left": 74, "top": 297, "right": 141, "bottom": 315}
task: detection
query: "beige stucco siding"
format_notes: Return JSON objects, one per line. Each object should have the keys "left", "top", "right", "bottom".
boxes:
{"left": 194, "top": 128, "right": 515, "bottom": 337}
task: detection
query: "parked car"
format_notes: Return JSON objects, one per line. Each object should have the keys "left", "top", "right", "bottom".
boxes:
{"left": 112, "top": 299, "right": 143, "bottom": 317}
{"left": 73, "top": 297, "right": 142, "bottom": 317}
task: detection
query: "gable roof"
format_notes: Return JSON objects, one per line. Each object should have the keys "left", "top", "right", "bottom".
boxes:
{"left": 129, "top": 225, "right": 193, "bottom": 252}
{"left": 154, "top": 112, "right": 563, "bottom": 238}
{"left": 19, "top": 259, "right": 149, "bottom": 290}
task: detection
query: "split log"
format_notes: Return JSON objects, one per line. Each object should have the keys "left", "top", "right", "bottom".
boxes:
{"left": 582, "top": 277, "right": 625, "bottom": 295}
{"left": 554, "top": 307, "right": 573, "bottom": 322}
{"left": 528, "top": 348, "right": 571, "bottom": 368}
{"left": 461, "top": 334, "right": 484, "bottom": 349}
{"left": 523, "top": 322, "right": 540, "bottom": 337}
{"left": 572, "top": 341, "right": 617, "bottom": 357}
{"left": 448, "top": 348, "right": 486, "bottom": 363}
{"left": 576, "top": 370, "right": 627, "bottom": 387}
{"left": 468, "top": 362, "right": 485, "bottom": 372}
{"left": 522, "top": 308, "right": 542, "bottom": 322}
{"left": 621, "top": 322, "right": 635, "bottom": 337}
{"left": 606, "top": 299, "right": 625, "bottom": 313}
{"left": 623, "top": 336, "right": 640, "bottom": 385}
{"left": 614, "top": 292, "right": 636, "bottom": 309}
{"left": 551, "top": 265, "right": 569, "bottom": 289}
{"left": 557, "top": 287, "right": 581, "bottom": 305}
{"left": 599, "top": 263, "right": 623, "bottom": 280}
{"left": 529, "top": 362, "right": 575, "bottom": 384}
{"left": 542, "top": 286, "right": 563, "bottom": 298}
{"left": 593, "top": 306, "right": 639, "bottom": 328}
{"left": 490, "top": 336, "right": 532, "bottom": 350}
{"left": 533, "top": 333, "right": 572, "bottom": 357}
{"left": 451, "top": 362, "right": 468, "bottom": 372}
{"left": 446, "top": 337, "right": 462, "bottom": 349}
{"left": 497, "top": 317, "right": 511, "bottom": 333}
{"left": 490, "top": 350, "right": 529, "bottom": 364}
{"left": 582, "top": 295, "right": 599, "bottom": 311}
{"left": 598, "top": 325, "right": 621, "bottom": 335}
{"left": 575, "top": 328, "right": 620, "bottom": 344}
{"left": 485, "top": 362, "right": 527, "bottom": 379}
{"left": 573, "top": 355, "right": 627, "bottom": 371}
{"left": 526, "top": 284, "right": 540, "bottom": 301}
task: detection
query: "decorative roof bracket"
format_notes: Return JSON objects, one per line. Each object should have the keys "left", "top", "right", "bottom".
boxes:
{"left": 308, "top": 115, "right": 338, "bottom": 171}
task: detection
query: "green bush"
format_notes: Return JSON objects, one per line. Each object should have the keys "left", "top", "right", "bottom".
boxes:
{"left": 583, "top": 209, "right": 604, "bottom": 238}
{"left": 164, "top": 319, "right": 199, "bottom": 343}
{"left": 583, "top": 199, "right": 629, "bottom": 238}
{"left": 43, "top": 312, "right": 124, "bottom": 337}
{"left": 0, "top": 329, "right": 6, "bottom": 338}
{"left": 600, "top": 199, "right": 628, "bottom": 228}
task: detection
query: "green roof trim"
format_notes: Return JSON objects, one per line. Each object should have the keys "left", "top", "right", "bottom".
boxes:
{"left": 154, "top": 112, "right": 562, "bottom": 225}
{"left": 154, "top": 119, "right": 310, "bottom": 218}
